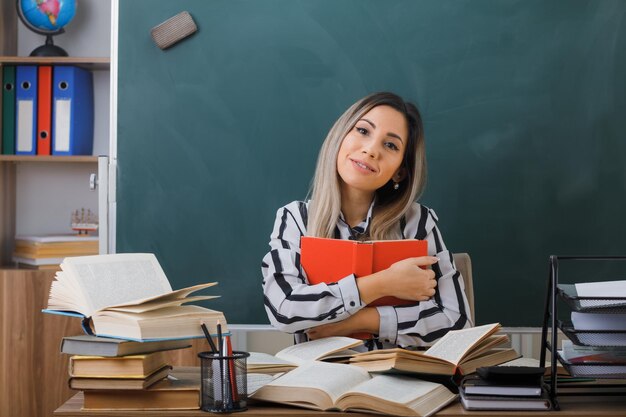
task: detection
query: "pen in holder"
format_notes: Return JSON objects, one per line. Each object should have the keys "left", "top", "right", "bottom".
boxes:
{"left": 198, "top": 350, "right": 249, "bottom": 413}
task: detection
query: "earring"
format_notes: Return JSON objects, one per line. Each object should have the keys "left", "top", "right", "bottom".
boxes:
{"left": 393, "top": 182, "right": 400, "bottom": 190}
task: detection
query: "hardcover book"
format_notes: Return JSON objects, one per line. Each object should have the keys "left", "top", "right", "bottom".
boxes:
{"left": 247, "top": 336, "right": 363, "bottom": 374}
{"left": 82, "top": 368, "right": 200, "bottom": 410}
{"left": 43, "top": 253, "right": 227, "bottom": 341}
{"left": 69, "top": 351, "right": 168, "bottom": 378}
{"left": 252, "top": 361, "right": 457, "bottom": 417}
{"left": 461, "top": 375, "right": 542, "bottom": 397}
{"left": 349, "top": 323, "right": 517, "bottom": 376}
{"left": 61, "top": 335, "right": 191, "bottom": 357}
{"left": 68, "top": 365, "right": 171, "bottom": 390}
{"left": 300, "top": 236, "right": 428, "bottom": 307}
{"left": 459, "top": 385, "right": 552, "bottom": 411}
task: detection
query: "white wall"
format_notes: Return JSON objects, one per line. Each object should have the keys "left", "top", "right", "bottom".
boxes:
{"left": 15, "top": 0, "right": 111, "bottom": 236}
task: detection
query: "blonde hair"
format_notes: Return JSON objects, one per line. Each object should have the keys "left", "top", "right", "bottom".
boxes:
{"left": 307, "top": 92, "right": 426, "bottom": 240}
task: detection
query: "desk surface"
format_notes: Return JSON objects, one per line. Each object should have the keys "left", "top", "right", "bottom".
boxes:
{"left": 55, "top": 391, "right": 626, "bottom": 417}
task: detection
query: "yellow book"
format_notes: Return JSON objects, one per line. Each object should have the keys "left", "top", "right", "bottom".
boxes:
{"left": 69, "top": 364, "right": 171, "bottom": 389}
{"left": 69, "top": 351, "right": 168, "bottom": 378}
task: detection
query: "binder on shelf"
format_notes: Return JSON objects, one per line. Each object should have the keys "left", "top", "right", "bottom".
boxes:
{"left": 15, "top": 65, "right": 38, "bottom": 155}
{"left": 52, "top": 66, "right": 94, "bottom": 156}
{"left": 37, "top": 65, "right": 53, "bottom": 155}
{"left": 2, "top": 65, "right": 16, "bottom": 154}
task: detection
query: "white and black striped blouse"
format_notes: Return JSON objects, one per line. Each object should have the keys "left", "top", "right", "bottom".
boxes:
{"left": 261, "top": 200, "right": 472, "bottom": 348}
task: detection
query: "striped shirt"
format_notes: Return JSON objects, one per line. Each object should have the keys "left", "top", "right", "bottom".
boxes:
{"left": 261, "top": 200, "right": 472, "bottom": 348}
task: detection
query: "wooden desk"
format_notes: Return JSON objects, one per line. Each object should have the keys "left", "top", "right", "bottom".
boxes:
{"left": 55, "top": 391, "right": 626, "bottom": 417}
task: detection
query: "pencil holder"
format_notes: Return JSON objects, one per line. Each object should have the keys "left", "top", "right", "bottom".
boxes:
{"left": 198, "top": 351, "right": 250, "bottom": 413}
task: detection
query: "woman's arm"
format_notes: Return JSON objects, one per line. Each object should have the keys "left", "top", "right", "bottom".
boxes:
{"left": 378, "top": 207, "right": 472, "bottom": 347}
{"left": 308, "top": 208, "right": 472, "bottom": 345}
{"left": 262, "top": 202, "right": 364, "bottom": 333}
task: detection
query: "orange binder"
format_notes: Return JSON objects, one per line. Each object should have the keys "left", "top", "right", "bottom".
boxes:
{"left": 301, "top": 237, "right": 428, "bottom": 307}
{"left": 37, "top": 65, "right": 53, "bottom": 155}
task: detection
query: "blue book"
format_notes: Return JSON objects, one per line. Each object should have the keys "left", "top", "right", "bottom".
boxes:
{"left": 15, "top": 66, "right": 38, "bottom": 155}
{"left": 52, "top": 66, "right": 94, "bottom": 155}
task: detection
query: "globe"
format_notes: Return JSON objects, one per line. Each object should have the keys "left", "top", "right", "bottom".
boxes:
{"left": 17, "top": 0, "right": 77, "bottom": 56}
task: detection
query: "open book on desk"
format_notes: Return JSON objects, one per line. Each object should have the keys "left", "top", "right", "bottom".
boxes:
{"left": 43, "top": 253, "right": 227, "bottom": 341}
{"left": 248, "top": 336, "right": 364, "bottom": 374}
{"left": 350, "top": 323, "right": 518, "bottom": 376}
{"left": 252, "top": 361, "right": 457, "bottom": 417}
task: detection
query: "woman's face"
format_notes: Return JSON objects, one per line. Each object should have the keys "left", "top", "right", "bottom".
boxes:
{"left": 336, "top": 105, "right": 407, "bottom": 196}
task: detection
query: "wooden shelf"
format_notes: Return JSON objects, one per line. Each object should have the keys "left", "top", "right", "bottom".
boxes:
{"left": 0, "top": 56, "right": 110, "bottom": 70}
{"left": 0, "top": 155, "right": 97, "bottom": 163}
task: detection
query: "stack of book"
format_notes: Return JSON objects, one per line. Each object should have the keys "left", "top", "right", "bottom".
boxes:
{"left": 44, "top": 253, "right": 227, "bottom": 410}
{"left": 12, "top": 234, "right": 98, "bottom": 269}
{"left": 459, "top": 366, "right": 552, "bottom": 410}
{"left": 61, "top": 335, "right": 201, "bottom": 410}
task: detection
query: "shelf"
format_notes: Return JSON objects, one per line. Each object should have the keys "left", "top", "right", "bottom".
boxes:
{"left": 0, "top": 155, "right": 97, "bottom": 163}
{"left": 0, "top": 56, "right": 110, "bottom": 70}
{"left": 558, "top": 284, "right": 626, "bottom": 312}
{"left": 559, "top": 322, "right": 626, "bottom": 347}
{"left": 556, "top": 351, "right": 626, "bottom": 379}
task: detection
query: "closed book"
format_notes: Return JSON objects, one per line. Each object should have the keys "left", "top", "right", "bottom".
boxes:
{"left": 461, "top": 375, "right": 542, "bottom": 397}
{"left": 61, "top": 335, "right": 191, "bottom": 357}
{"left": 301, "top": 236, "right": 428, "bottom": 307}
{"left": 14, "top": 234, "right": 99, "bottom": 257}
{"left": 12, "top": 255, "right": 64, "bottom": 266}
{"left": 52, "top": 66, "right": 94, "bottom": 155}
{"left": 37, "top": 65, "right": 52, "bottom": 155}
{"left": 2, "top": 65, "right": 16, "bottom": 154}
{"left": 69, "top": 351, "right": 168, "bottom": 378}
{"left": 459, "top": 387, "right": 552, "bottom": 411}
{"left": 82, "top": 370, "right": 200, "bottom": 410}
{"left": 69, "top": 364, "right": 171, "bottom": 390}
{"left": 15, "top": 65, "right": 37, "bottom": 155}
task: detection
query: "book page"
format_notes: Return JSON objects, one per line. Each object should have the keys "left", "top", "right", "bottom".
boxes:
{"left": 61, "top": 253, "right": 172, "bottom": 317}
{"left": 265, "top": 362, "right": 370, "bottom": 403}
{"left": 104, "top": 295, "right": 219, "bottom": 313}
{"left": 425, "top": 323, "right": 499, "bottom": 365}
{"left": 248, "top": 352, "right": 296, "bottom": 367}
{"left": 108, "top": 282, "right": 217, "bottom": 307}
{"left": 275, "top": 337, "right": 363, "bottom": 365}
{"left": 247, "top": 373, "right": 280, "bottom": 395}
{"left": 340, "top": 374, "right": 442, "bottom": 405}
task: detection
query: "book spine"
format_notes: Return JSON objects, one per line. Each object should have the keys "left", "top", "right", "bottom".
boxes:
{"left": 353, "top": 243, "right": 374, "bottom": 277}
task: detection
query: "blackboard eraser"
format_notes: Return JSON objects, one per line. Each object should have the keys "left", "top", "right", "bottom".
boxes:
{"left": 151, "top": 11, "right": 198, "bottom": 50}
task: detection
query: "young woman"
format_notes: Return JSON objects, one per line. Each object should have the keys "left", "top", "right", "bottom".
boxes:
{"left": 261, "top": 92, "right": 472, "bottom": 348}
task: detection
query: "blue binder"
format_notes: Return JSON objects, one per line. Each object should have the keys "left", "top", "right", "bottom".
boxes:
{"left": 15, "top": 66, "right": 38, "bottom": 155}
{"left": 52, "top": 66, "right": 94, "bottom": 155}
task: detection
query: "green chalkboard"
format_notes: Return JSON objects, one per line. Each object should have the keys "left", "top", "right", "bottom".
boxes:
{"left": 117, "top": 0, "right": 626, "bottom": 326}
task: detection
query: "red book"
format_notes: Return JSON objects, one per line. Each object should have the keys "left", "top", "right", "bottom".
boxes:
{"left": 37, "top": 65, "right": 53, "bottom": 155}
{"left": 301, "top": 236, "right": 428, "bottom": 307}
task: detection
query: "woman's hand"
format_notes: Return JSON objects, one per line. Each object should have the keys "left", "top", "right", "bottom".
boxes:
{"left": 306, "top": 308, "right": 380, "bottom": 340}
{"left": 357, "top": 256, "right": 439, "bottom": 304}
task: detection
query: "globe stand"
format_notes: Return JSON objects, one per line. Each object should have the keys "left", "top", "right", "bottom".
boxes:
{"left": 30, "top": 34, "right": 68, "bottom": 57}
{"left": 30, "top": 35, "right": 68, "bottom": 56}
